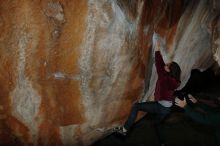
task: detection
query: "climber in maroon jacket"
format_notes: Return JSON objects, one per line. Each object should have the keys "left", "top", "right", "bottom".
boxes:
{"left": 114, "top": 33, "right": 181, "bottom": 138}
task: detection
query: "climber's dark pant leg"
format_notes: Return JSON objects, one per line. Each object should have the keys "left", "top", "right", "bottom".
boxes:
{"left": 124, "top": 101, "right": 170, "bottom": 130}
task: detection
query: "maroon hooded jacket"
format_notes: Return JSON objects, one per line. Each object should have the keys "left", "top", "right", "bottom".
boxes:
{"left": 154, "top": 51, "right": 181, "bottom": 101}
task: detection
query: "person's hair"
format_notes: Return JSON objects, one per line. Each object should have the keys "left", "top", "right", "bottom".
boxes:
{"left": 169, "top": 62, "right": 181, "bottom": 80}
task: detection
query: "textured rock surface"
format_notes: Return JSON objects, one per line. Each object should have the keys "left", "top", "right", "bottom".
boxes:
{"left": 0, "top": 0, "right": 219, "bottom": 146}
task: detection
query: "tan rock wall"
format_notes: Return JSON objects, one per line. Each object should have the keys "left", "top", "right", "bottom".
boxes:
{"left": 0, "top": 0, "right": 219, "bottom": 146}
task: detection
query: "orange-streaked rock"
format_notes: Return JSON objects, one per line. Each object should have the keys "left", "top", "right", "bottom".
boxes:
{"left": 0, "top": 0, "right": 220, "bottom": 146}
